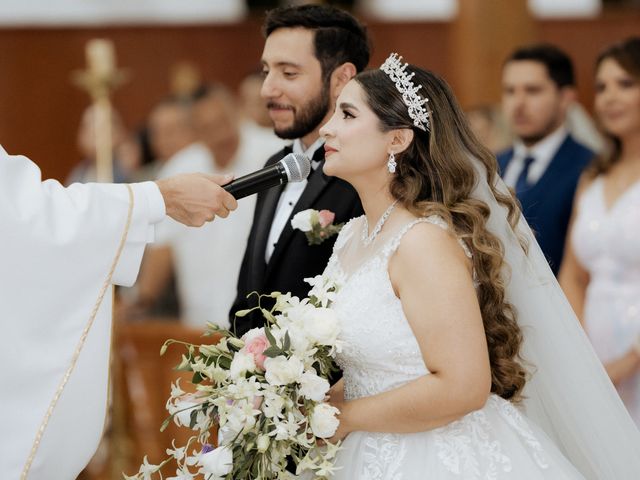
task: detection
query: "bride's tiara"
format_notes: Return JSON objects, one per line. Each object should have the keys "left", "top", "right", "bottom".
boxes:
{"left": 379, "top": 53, "right": 430, "bottom": 132}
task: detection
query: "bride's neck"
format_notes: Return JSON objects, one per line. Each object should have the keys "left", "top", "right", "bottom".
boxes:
{"left": 360, "top": 191, "right": 397, "bottom": 230}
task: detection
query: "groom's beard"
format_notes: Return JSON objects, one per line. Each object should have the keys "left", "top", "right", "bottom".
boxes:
{"left": 271, "top": 82, "right": 331, "bottom": 140}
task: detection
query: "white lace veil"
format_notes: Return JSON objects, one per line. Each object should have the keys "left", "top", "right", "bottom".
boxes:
{"left": 470, "top": 158, "right": 640, "bottom": 479}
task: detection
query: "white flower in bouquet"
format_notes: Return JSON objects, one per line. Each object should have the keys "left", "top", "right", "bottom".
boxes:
{"left": 290, "top": 209, "right": 317, "bottom": 232}
{"left": 256, "top": 434, "right": 271, "bottom": 453}
{"left": 305, "top": 274, "right": 343, "bottom": 308}
{"left": 304, "top": 307, "right": 340, "bottom": 346}
{"left": 165, "top": 469, "right": 193, "bottom": 480}
{"left": 271, "top": 411, "right": 304, "bottom": 441}
{"left": 205, "top": 364, "right": 229, "bottom": 383}
{"left": 198, "top": 445, "right": 233, "bottom": 479}
{"left": 299, "top": 369, "right": 331, "bottom": 402}
{"left": 272, "top": 291, "right": 304, "bottom": 315}
{"left": 264, "top": 355, "right": 304, "bottom": 386}
{"left": 226, "top": 376, "right": 262, "bottom": 402}
{"left": 310, "top": 403, "right": 341, "bottom": 439}
{"left": 215, "top": 395, "right": 262, "bottom": 440}
{"left": 262, "top": 389, "right": 286, "bottom": 419}
{"left": 167, "top": 397, "right": 202, "bottom": 429}
{"left": 229, "top": 351, "right": 256, "bottom": 380}
{"left": 129, "top": 273, "right": 345, "bottom": 480}
{"left": 283, "top": 322, "right": 312, "bottom": 354}
{"left": 166, "top": 442, "right": 186, "bottom": 462}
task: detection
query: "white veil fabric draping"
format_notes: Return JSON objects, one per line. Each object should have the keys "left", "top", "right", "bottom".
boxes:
{"left": 471, "top": 158, "right": 640, "bottom": 479}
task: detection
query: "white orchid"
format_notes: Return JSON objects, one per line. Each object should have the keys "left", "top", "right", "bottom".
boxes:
{"left": 129, "top": 274, "right": 343, "bottom": 480}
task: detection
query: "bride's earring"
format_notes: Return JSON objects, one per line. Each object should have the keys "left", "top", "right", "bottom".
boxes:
{"left": 387, "top": 152, "right": 397, "bottom": 173}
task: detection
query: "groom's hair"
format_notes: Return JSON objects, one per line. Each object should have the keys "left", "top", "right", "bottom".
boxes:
{"left": 263, "top": 4, "right": 370, "bottom": 81}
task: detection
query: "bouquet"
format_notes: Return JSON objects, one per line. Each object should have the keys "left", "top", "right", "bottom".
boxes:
{"left": 291, "top": 209, "right": 343, "bottom": 245}
{"left": 126, "top": 274, "right": 344, "bottom": 480}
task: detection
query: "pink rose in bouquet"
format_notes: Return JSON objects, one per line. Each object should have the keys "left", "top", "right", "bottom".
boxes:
{"left": 240, "top": 328, "right": 269, "bottom": 371}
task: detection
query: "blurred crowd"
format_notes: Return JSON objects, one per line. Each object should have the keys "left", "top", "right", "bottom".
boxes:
{"left": 470, "top": 38, "right": 640, "bottom": 426}
{"left": 68, "top": 66, "right": 286, "bottom": 329}
{"left": 67, "top": 35, "right": 640, "bottom": 428}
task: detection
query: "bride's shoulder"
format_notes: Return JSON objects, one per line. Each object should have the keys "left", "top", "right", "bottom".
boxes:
{"left": 393, "top": 216, "right": 470, "bottom": 265}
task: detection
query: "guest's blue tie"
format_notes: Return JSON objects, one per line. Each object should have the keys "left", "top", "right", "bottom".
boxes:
{"left": 515, "top": 155, "right": 535, "bottom": 195}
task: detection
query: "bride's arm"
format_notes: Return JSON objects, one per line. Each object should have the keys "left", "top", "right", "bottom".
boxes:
{"left": 328, "top": 222, "right": 491, "bottom": 440}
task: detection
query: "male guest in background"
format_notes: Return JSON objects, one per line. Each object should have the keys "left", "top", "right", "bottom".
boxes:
{"left": 498, "top": 44, "right": 594, "bottom": 275}
{"left": 131, "top": 86, "right": 282, "bottom": 327}
{"left": 230, "top": 4, "right": 370, "bottom": 336}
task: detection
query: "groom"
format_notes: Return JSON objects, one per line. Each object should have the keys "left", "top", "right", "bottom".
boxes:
{"left": 230, "top": 4, "right": 370, "bottom": 336}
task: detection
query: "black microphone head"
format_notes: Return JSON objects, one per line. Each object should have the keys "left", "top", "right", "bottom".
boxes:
{"left": 281, "top": 153, "right": 311, "bottom": 182}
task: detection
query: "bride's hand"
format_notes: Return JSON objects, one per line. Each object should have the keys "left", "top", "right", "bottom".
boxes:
{"left": 325, "top": 387, "right": 350, "bottom": 443}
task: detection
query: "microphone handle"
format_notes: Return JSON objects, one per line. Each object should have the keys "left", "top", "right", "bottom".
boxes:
{"left": 223, "top": 162, "right": 287, "bottom": 200}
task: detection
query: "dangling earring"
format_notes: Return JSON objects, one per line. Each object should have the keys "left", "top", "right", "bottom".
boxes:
{"left": 387, "top": 152, "right": 397, "bottom": 173}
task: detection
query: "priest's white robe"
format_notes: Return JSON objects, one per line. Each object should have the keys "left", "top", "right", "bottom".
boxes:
{"left": 0, "top": 146, "right": 165, "bottom": 480}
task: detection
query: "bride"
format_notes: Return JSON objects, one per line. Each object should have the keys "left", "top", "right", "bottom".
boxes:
{"left": 314, "top": 53, "right": 640, "bottom": 479}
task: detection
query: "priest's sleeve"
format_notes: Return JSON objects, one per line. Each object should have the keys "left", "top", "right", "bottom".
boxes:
{"left": 0, "top": 146, "right": 165, "bottom": 480}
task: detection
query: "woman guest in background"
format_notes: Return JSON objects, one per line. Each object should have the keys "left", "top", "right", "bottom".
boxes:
{"left": 560, "top": 37, "right": 640, "bottom": 425}
{"left": 313, "top": 52, "right": 640, "bottom": 479}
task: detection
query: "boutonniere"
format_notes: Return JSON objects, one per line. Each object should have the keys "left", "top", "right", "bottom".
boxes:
{"left": 291, "top": 209, "right": 343, "bottom": 245}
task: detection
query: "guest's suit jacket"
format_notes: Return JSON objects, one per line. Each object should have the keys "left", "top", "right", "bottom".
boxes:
{"left": 497, "top": 134, "right": 593, "bottom": 275}
{"left": 230, "top": 145, "right": 363, "bottom": 337}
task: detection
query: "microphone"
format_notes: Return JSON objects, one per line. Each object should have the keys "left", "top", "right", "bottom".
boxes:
{"left": 223, "top": 153, "right": 311, "bottom": 200}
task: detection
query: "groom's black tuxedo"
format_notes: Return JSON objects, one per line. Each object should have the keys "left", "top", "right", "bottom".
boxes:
{"left": 230, "top": 145, "right": 363, "bottom": 337}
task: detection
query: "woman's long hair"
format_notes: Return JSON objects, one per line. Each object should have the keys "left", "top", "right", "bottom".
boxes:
{"left": 356, "top": 67, "right": 527, "bottom": 401}
{"left": 588, "top": 37, "right": 640, "bottom": 178}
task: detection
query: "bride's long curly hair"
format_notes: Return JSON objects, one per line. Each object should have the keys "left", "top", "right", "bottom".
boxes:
{"left": 356, "top": 67, "right": 527, "bottom": 401}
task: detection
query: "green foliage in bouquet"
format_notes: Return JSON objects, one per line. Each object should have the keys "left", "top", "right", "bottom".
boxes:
{"left": 126, "top": 274, "right": 344, "bottom": 480}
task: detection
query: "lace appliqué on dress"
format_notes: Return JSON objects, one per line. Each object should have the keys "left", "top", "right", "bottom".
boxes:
{"left": 362, "top": 433, "right": 406, "bottom": 480}
{"left": 494, "top": 397, "right": 549, "bottom": 469}
{"left": 433, "top": 396, "right": 551, "bottom": 478}
{"left": 433, "top": 407, "right": 512, "bottom": 479}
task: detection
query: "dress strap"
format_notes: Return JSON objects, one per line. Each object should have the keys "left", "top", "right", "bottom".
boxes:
{"left": 382, "top": 215, "right": 473, "bottom": 260}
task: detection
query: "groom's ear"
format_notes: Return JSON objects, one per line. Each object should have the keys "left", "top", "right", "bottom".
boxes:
{"left": 330, "top": 62, "right": 357, "bottom": 100}
{"left": 389, "top": 128, "right": 414, "bottom": 155}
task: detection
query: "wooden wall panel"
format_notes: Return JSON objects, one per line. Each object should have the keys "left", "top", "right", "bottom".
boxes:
{"left": 1, "top": 12, "right": 638, "bottom": 182}
{"left": 537, "top": 10, "right": 640, "bottom": 110}
{"left": 0, "top": 22, "right": 266, "bottom": 181}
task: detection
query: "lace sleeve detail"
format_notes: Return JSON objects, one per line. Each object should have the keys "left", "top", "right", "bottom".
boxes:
{"left": 382, "top": 215, "right": 477, "bottom": 286}
{"left": 383, "top": 215, "right": 473, "bottom": 259}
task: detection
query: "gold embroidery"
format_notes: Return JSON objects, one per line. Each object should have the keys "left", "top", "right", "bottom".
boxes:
{"left": 21, "top": 184, "right": 135, "bottom": 479}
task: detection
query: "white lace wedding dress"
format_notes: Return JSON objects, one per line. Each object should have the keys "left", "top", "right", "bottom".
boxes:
{"left": 321, "top": 215, "right": 585, "bottom": 480}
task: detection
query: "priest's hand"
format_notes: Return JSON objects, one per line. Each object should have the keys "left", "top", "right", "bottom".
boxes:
{"left": 156, "top": 173, "right": 237, "bottom": 227}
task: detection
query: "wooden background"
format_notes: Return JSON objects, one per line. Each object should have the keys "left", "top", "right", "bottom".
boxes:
{"left": 1, "top": 6, "right": 639, "bottom": 181}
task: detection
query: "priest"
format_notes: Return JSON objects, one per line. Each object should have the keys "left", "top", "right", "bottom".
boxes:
{"left": 0, "top": 145, "right": 237, "bottom": 480}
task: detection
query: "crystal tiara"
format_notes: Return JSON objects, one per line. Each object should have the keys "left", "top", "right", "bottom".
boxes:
{"left": 379, "top": 53, "right": 430, "bottom": 132}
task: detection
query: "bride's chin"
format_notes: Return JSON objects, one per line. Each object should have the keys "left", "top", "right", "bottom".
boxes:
{"left": 322, "top": 160, "right": 337, "bottom": 177}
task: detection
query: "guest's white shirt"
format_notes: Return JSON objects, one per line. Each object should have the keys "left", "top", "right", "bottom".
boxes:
{"left": 503, "top": 126, "right": 569, "bottom": 188}
{"left": 265, "top": 137, "right": 324, "bottom": 263}
{"left": 153, "top": 133, "right": 277, "bottom": 328}
{"left": 156, "top": 141, "right": 214, "bottom": 180}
